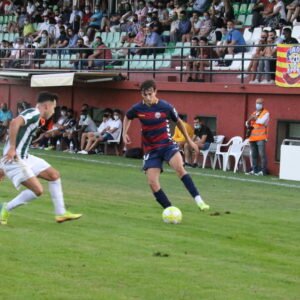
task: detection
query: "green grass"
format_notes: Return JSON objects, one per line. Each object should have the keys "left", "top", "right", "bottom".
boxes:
{"left": 0, "top": 151, "right": 299, "bottom": 300}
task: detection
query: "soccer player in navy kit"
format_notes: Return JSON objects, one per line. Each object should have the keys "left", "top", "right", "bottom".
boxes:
{"left": 123, "top": 80, "right": 210, "bottom": 211}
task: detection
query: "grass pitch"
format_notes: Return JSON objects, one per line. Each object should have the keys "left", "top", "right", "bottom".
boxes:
{"left": 0, "top": 151, "right": 299, "bottom": 300}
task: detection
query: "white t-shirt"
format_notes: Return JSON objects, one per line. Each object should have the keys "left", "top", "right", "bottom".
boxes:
{"left": 97, "top": 118, "right": 113, "bottom": 133}
{"left": 79, "top": 115, "right": 97, "bottom": 132}
{"left": 109, "top": 119, "right": 122, "bottom": 140}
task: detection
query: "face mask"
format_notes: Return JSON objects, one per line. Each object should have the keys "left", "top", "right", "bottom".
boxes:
{"left": 61, "top": 111, "right": 66, "bottom": 116}
{"left": 42, "top": 34, "right": 47, "bottom": 38}
{"left": 114, "top": 115, "right": 119, "bottom": 120}
{"left": 256, "top": 103, "right": 263, "bottom": 111}
{"left": 147, "top": 17, "right": 152, "bottom": 22}
{"left": 78, "top": 31, "right": 84, "bottom": 37}
{"left": 85, "top": 10, "right": 90, "bottom": 14}
{"left": 227, "top": 27, "right": 232, "bottom": 32}
{"left": 280, "top": 34, "right": 285, "bottom": 40}
{"left": 194, "top": 124, "right": 201, "bottom": 129}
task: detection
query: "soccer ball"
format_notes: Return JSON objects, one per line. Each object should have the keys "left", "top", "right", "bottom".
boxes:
{"left": 162, "top": 206, "right": 182, "bottom": 224}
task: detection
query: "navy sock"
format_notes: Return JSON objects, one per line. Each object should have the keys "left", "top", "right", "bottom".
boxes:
{"left": 153, "top": 189, "right": 172, "bottom": 208}
{"left": 181, "top": 174, "right": 199, "bottom": 198}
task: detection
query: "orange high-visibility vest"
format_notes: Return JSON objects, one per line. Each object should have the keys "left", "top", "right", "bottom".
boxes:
{"left": 249, "top": 109, "right": 269, "bottom": 142}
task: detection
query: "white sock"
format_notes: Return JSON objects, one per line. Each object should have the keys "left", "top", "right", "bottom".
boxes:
{"left": 194, "top": 195, "right": 204, "bottom": 205}
{"left": 48, "top": 179, "right": 66, "bottom": 215}
{"left": 7, "top": 189, "right": 38, "bottom": 211}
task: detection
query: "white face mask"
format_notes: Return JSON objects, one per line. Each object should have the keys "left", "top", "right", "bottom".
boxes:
{"left": 114, "top": 115, "right": 119, "bottom": 120}
{"left": 256, "top": 103, "right": 263, "bottom": 111}
{"left": 194, "top": 124, "right": 201, "bottom": 129}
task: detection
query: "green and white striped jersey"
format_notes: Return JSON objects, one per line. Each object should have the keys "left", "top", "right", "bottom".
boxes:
{"left": 3, "top": 108, "right": 40, "bottom": 159}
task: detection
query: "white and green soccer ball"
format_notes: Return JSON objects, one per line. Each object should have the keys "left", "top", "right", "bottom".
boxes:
{"left": 162, "top": 206, "right": 182, "bottom": 224}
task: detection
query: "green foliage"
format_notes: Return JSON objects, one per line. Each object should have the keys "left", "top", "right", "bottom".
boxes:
{"left": 0, "top": 152, "right": 299, "bottom": 300}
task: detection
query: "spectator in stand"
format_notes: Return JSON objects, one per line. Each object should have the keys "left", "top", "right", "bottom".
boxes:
{"left": 170, "top": 12, "right": 180, "bottom": 42}
{"left": 287, "top": 0, "right": 300, "bottom": 24}
{"left": 246, "top": 30, "right": 268, "bottom": 83}
{"left": 193, "top": 0, "right": 212, "bottom": 14}
{"left": 188, "top": 12, "right": 201, "bottom": 41}
{"left": 257, "top": 35, "right": 277, "bottom": 84}
{"left": 210, "top": 0, "right": 225, "bottom": 27}
{"left": 69, "top": 5, "right": 83, "bottom": 24}
{"left": 107, "top": 13, "right": 121, "bottom": 32}
{"left": 136, "top": 24, "right": 165, "bottom": 55}
{"left": 250, "top": 0, "right": 274, "bottom": 32}
{"left": 0, "top": 40, "right": 11, "bottom": 67}
{"left": 199, "top": 11, "right": 213, "bottom": 38}
{"left": 7, "top": 5, "right": 27, "bottom": 33}
{"left": 264, "top": 0, "right": 287, "bottom": 28}
{"left": 173, "top": 0, "right": 184, "bottom": 16}
{"left": 135, "top": 0, "right": 148, "bottom": 23}
{"left": 0, "top": 102, "right": 13, "bottom": 142}
{"left": 55, "top": 26, "right": 69, "bottom": 51}
{"left": 78, "top": 28, "right": 91, "bottom": 47}
{"left": 82, "top": 6, "right": 93, "bottom": 28}
{"left": 119, "top": 2, "right": 133, "bottom": 25}
{"left": 62, "top": 109, "right": 77, "bottom": 152}
{"left": 23, "top": 18, "right": 36, "bottom": 39}
{"left": 26, "top": 0, "right": 36, "bottom": 20}
{"left": 87, "top": 5, "right": 103, "bottom": 32}
{"left": 175, "top": 10, "right": 191, "bottom": 42}
{"left": 121, "top": 13, "right": 141, "bottom": 38}
{"left": 60, "top": 6, "right": 71, "bottom": 25}
{"left": 282, "top": 27, "right": 299, "bottom": 44}
{"left": 191, "top": 37, "right": 212, "bottom": 82}
{"left": 87, "top": 36, "right": 112, "bottom": 70}
{"left": 70, "top": 14, "right": 81, "bottom": 34}
{"left": 71, "top": 37, "right": 93, "bottom": 70}
{"left": 4, "top": 37, "right": 25, "bottom": 68}
{"left": 3, "top": 0, "right": 13, "bottom": 15}
{"left": 216, "top": 20, "right": 246, "bottom": 58}
{"left": 35, "top": 14, "right": 56, "bottom": 41}
{"left": 184, "top": 116, "right": 214, "bottom": 167}
{"left": 67, "top": 27, "right": 79, "bottom": 53}
{"left": 33, "top": 29, "right": 51, "bottom": 60}
{"left": 187, "top": 37, "right": 200, "bottom": 81}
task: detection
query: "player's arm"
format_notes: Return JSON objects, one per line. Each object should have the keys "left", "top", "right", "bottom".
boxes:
{"left": 176, "top": 118, "right": 199, "bottom": 154}
{"left": 122, "top": 115, "right": 132, "bottom": 145}
{"left": 4, "top": 116, "right": 25, "bottom": 162}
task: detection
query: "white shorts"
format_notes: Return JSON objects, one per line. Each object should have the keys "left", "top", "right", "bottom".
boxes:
{"left": 0, "top": 154, "right": 50, "bottom": 190}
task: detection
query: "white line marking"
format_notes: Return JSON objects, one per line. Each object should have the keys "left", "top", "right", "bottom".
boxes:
{"left": 37, "top": 152, "right": 300, "bottom": 190}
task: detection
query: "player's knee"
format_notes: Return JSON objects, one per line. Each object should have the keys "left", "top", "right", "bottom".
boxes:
{"left": 49, "top": 170, "right": 60, "bottom": 181}
{"left": 34, "top": 186, "right": 43, "bottom": 197}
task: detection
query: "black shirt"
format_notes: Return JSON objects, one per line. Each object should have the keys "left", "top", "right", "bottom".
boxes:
{"left": 194, "top": 125, "right": 214, "bottom": 143}
{"left": 283, "top": 37, "right": 299, "bottom": 44}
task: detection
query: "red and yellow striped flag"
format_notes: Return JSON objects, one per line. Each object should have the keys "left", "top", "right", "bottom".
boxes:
{"left": 276, "top": 44, "right": 300, "bottom": 87}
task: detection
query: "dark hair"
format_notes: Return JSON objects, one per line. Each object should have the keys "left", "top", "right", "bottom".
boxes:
{"left": 103, "top": 112, "right": 110, "bottom": 118}
{"left": 194, "top": 116, "right": 202, "bottom": 122}
{"left": 37, "top": 92, "right": 57, "bottom": 103}
{"left": 200, "top": 36, "right": 208, "bottom": 43}
{"left": 283, "top": 27, "right": 292, "bottom": 34}
{"left": 140, "top": 80, "right": 156, "bottom": 92}
{"left": 114, "top": 109, "right": 121, "bottom": 115}
{"left": 61, "top": 106, "right": 67, "bottom": 112}
{"left": 192, "top": 37, "right": 199, "bottom": 42}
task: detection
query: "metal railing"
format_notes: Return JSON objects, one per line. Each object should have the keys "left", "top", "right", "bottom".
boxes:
{"left": 0, "top": 43, "right": 280, "bottom": 83}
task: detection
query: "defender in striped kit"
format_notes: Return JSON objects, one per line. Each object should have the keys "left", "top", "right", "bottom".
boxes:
{"left": 0, "top": 92, "right": 82, "bottom": 225}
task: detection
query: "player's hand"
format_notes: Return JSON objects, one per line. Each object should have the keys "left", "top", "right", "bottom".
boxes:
{"left": 3, "top": 148, "right": 17, "bottom": 164}
{"left": 123, "top": 134, "right": 131, "bottom": 145}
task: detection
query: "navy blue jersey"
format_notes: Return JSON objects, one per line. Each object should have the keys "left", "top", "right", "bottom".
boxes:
{"left": 126, "top": 99, "right": 179, "bottom": 153}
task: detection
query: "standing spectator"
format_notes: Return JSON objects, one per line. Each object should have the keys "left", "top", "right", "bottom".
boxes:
{"left": 87, "top": 36, "right": 112, "bottom": 69}
{"left": 0, "top": 103, "right": 13, "bottom": 142}
{"left": 245, "top": 98, "right": 270, "bottom": 176}
{"left": 184, "top": 116, "right": 214, "bottom": 167}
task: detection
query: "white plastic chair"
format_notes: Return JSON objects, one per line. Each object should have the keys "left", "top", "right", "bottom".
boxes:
{"left": 239, "top": 139, "right": 253, "bottom": 173}
{"left": 200, "top": 135, "right": 225, "bottom": 168}
{"left": 213, "top": 136, "right": 243, "bottom": 171}
{"left": 102, "top": 129, "right": 122, "bottom": 156}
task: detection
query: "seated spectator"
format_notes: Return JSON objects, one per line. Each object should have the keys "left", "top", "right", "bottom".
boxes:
{"left": 216, "top": 20, "right": 246, "bottom": 58}
{"left": 87, "top": 36, "right": 112, "bottom": 69}
{"left": 287, "top": 0, "right": 300, "bottom": 23}
{"left": 79, "top": 109, "right": 123, "bottom": 154}
{"left": 210, "top": 0, "right": 225, "bottom": 27}
{"left": 282, "top": 27, "right": 299, "bottom": 44}
{"left": 263, "top": 0, "right": 287, "bottom": 28}
{"left": 135, "top": 0, "right": 148, "bottom": 23}
{"left": 119, "top": 1, "right": 133, "bottom": 24}
{"left": 87, "top": 6, "right": 104, "bottom": 39}
{"left": 186, "top": 37, "right": 200, "bottom": 81}
{"left": 0, "top": 40, "right": 11, "bottom": 67}
{"left": 0, "top": 103, "right": 13, "bottom": 142}
{"left": 257, "top": 35, "right": 277, "bottom": 84}
{"left": 135, "top": 24, "right": 165, "bottom": 55}
{"left": 71, "top": 37, "right": 93, "bottom": 70}
{"left": 23, "top": 18, "right": 36, "bottom": 39}
{"left": 34, "top": 14, "right": 56, "bottom": 41}
{"left": 250, "top": 0, "right": 274, "bottom": 32}
{"left": 55, "top": 26, "right": 69, "bottom": 51}
{"left": 246, "top": 30, "right": 268, "bottom": 83}
{"left": 67, "top": 27, "right": 79, "bottom": 53}
{"left": 172, "top": 114, "right": 194, "bottom": 151}
{"left": 69, "top": 5, "right": 83, "bottom": 25}
{"left": 26, "top": 0, "right": 36, "bottom": 21}
{"left": 187, "top": 37, "right": 212, "bottom": 82}
{"left": 184, "top": 116, "right": 214, "bottom": 167}
{"left": 121, "top": 14, "right": 141, "bottom": 43}
{"left": 78, "top": 111, "right": 113, "bottom": 154}
{"left": 70, "top": 14, "right": 81, "bottom": 34}
{"left": 7, "top": 6, "right": 27, "bottom": 33}
{"left": 199, "top": 11, "right": 213, "bottom": 38}
{"left": 33, "top": 29, "right": 51, "bottom": 60}
{"left": 170, "top": 12, "right": 180, "bottom": 43}
{"left": 82, "top": 6, "right": 93, "bottom": 28}
{"left": 193, "top": 0, "right": 213, "bottom": 14}
{"left": 61, "top": 109, "right": 77, "bottom": 151}
{"left": 4, "top": 37, "right": 25, "bottom": 68}
{"left": 175, "top": 10, "right": 191, "bottom": 42}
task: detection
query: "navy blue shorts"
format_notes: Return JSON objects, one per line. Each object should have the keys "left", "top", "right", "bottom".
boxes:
{"left": 102, "top": 132, "right": 114, "bottom": 141}
{"left": 143, "top": 144, "right": 179, "bottom": 171}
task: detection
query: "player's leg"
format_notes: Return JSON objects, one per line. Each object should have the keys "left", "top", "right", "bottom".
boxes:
{"left": 146, "top": 168, "right": 172, "bottom": 209}
{"left": 38, "top": 166, "right": 82, "bottom": 223}
{"left": 168, "top": 151, "right": 210, "bottom": 211}
{"left": 80, "top": 132, "right": 88, "bottom": 151}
